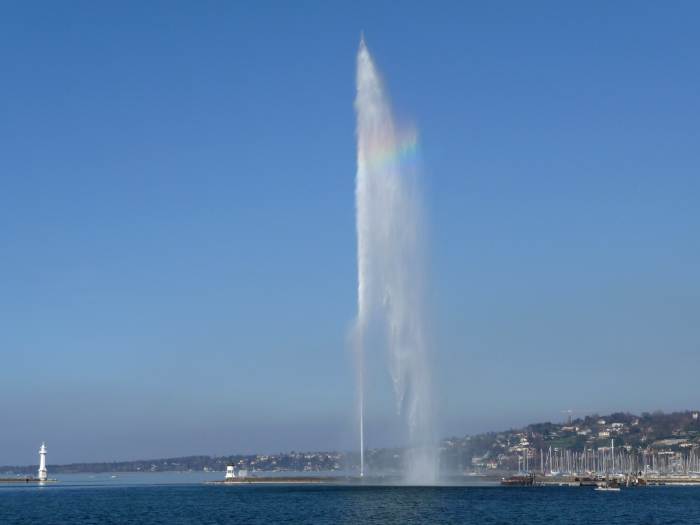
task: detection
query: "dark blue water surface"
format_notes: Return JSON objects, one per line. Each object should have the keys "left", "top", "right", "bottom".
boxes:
{"left": 2, "top": 482, "right": 700, "bottom": 524}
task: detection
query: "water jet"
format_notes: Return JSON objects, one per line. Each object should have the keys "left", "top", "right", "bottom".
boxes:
{"left": 353, "top": 37, "right": 437, "bottom": 484}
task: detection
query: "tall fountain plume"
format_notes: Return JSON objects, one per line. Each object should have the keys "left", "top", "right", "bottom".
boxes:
{"left": 354, "top": 36, "right": 437, "bottom": 484}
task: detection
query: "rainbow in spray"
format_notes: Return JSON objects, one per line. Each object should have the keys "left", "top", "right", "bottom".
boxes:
{"left": 360, "top": 129, "right": 420, "bottom": 173}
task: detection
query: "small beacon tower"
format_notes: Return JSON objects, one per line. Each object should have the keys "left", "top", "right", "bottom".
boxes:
{"left": 38, "top": 442, "right": 48, "bottom": 481}
{"left": 225, "top": 465, "right": 236, "bottom": 480}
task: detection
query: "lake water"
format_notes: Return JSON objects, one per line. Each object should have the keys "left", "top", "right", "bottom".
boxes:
{"left": 1, "top": 473, "right": 700, "bottom": 524}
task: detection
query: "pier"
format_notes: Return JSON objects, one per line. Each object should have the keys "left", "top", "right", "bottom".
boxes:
{"left": 0, "top": 477, "right": 56, "bottom": 484}
{"left": 500, "top": 474, "right": 700, "bottom": 487}
{"left": 208, "top": 476, "right": 351, "bottom": 485}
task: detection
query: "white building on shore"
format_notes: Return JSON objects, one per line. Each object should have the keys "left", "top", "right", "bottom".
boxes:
{"left": 38, "top": 443, "right": 47, "bottom": 481}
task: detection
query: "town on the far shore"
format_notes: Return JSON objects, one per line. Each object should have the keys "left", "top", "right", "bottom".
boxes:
{"left": 3, "top": 410, "right": 699, "bottom": 480}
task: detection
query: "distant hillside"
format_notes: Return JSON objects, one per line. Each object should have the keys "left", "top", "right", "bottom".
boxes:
{"left": 441, "top": 410, "right": 700, "bottom": 472}
{"left": 0, "top": 452, "right": 344, "bottom": 475}
{"left": 2, "top": 410, "right": 698, "bottom": 475}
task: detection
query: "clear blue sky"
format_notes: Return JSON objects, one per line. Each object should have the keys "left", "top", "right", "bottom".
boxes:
{"left": 2, "top": 1, "right": 698, "bottom": 465}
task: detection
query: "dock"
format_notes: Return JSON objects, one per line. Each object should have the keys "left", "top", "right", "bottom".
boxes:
{"left": 0, "top": 477, "right": 57, "bottom": 484}
{"left": 501, "top": 474, "right": 700, "bottom": 488}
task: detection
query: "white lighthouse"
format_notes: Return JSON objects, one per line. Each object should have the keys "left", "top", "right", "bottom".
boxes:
{"left": 38, "top": 442, "right": 48, "bottom": 481}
